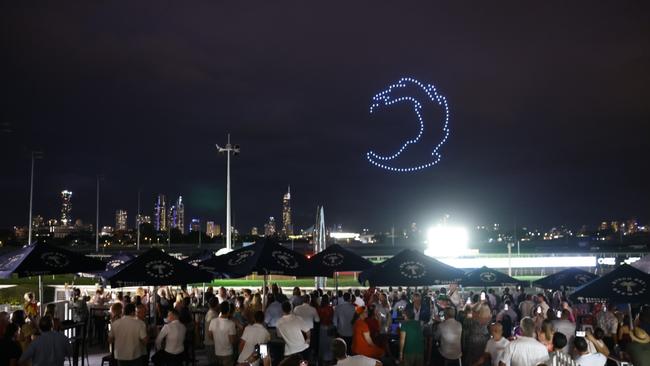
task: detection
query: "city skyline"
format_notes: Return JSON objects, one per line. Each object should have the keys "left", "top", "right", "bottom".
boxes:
{"left": 1, "top": 2, "right": 648, "bottom": 232}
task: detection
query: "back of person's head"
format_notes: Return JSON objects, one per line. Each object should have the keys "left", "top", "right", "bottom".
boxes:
{"left": 134, "top": 295, "right": 142, "bottom": 305}
{"left": 332, "top": 338, "right": 347, "bottom": 360}
{"left": 268, "top": 294, "right": 276, "bottom": 304}
{"left": 404, "top": 308, "right": 414, "bottom": 320}
{"left": 10, "top": 310, "right": 25, "bottom": 326}
{"left": 343, "top": 292, "right": 351, "bottom": 302}
{"left": 3, "top": 322, "right": 19, "bottom": 341}
{"left": 282, "top": 301, "right": 292, "bottom": 314}
{"left": 254, "top": 311, "right": 265, "bottom": 324}
{"left": 124, "top": 303, "right": 136, "bottom": 316}
{"left": 321, "top": 294, "right": 329, "bottom": 306}
{"left": 110, "top": 302, "right": 123, "bottom": 317}
{"left": 303, "top": 294, "right": 311, "bottom": 304}
{"left": 520, "top": 317, "right": 535, "bottom": 337}
{"left": 444, "top": 307, "right": 456, "bottom": 320}
{"left": 594, "top": 327, "right": 605, "bottom": 340}
{"left": 39, "top": 315, "right": 53, "bottom": 332}
{"left": 574, "top": 336, "right": 588, "bottom": 353}
{"left": 219, "top": 301, "right": 230, "bottom": 315}
{"left": 552, "top": 332, "right": 567, "bottom": 350}
{"left": 504, "top": 300, "right": 511, "bottom": 307}
{"left": 354, "top": 289, "right": 361, "bottom": 297}
{"left": 561, "top": 309, "right": 571, "bottom": 320}
{"left": 209, "top": 297, "right": 219, "bottom": 309}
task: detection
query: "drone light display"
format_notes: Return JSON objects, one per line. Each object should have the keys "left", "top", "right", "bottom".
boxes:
{"left": 366, "top": 77, "right": 450, "bottom": 172}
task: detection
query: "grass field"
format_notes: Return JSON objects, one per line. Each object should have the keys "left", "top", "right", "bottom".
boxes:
{"left": 1, "top": 273, "right": 543, "bottom": 305}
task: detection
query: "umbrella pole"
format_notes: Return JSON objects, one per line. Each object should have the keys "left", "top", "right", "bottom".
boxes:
{"left": 629, "top": 303, "right": 633, "bottom": 329}
{"left": 38, "top": 275, "right": 43, "bottom": 316}
{"left": 202, "top": 283, "right": 206, "bottom": 307}
{"left": 335, "top": 272, "right": 339, "bottom": 303}
{"left": 263, "top": 274, "right": 268, "bottom": 308}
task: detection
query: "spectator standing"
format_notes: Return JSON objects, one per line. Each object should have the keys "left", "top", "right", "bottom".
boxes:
{"left": 552, "top": 310, "right": 576, "bottom": 354}
{"left": 154, "top": 309, "right": 185, "bottom": 366}
{"left": 399, "top": 308, "right": 424, "bottom": 366}
{"left": 535, "top": 294, "right": 550, "bottom": 319}
{"left": 536, "top": 319, "right": 554, "bottom": 352}
{"left": 204, "top": 298, "right": 220, "bottom": 366}
{"left": 237, "top": 311, "right": 270, "bottom": 366}
{"left": 293, "top": 294, "right": 320, "bottom": 331}
{"left": 209, "top": 302, "right": 237, "bottom": 366}
{"left": 333, "top": 293, "right": 356, "bottom": 349}
{"left": 461, "top": 304, "right": 491, "bottom": 366}
{"left": 109, "top": 303, "right": 148, "bottom": 366}
{"left": 317, "top": 294, "right": 335, "bottom": 363}
{"left": 290, "top": 288, "right": 303, "bottom": 308}
{"left": 1, "top": 322, "right": 22, "bottom": 366}
{"left": 264, "top": 294, "right": 284, "bottom": 328}
{"left": 573, "top": 336, "right": 606, "bottom": 366}
{"left": 518, "top": 295, "right": 535, "bottom": 319}
{"left": 277, "top": 302, "right": 310, "bottom": 361}
{"left": 19, "top": 316, "right": 72, "bottom": 366}
{"left": 23, "top": 292, "right": 38, "bottom": 319}
{"left": 498, "top": 317, "right": 549, "bottom": 366}
{"left": 547, "top": 333, "right": 575, "bottom": 366}
{"left": 351, "top": 307, "right": 384, "bottom": 360}
{"left": 434, "top": 308, "right": 462, "bottom": 365}
{"left": 595, "top": 304, "right": 617, "bottom": 350}
{"left": 332, "top": 338, "right": 382, "bottom": 366}
{"left": 626, "top": 327, "right": 650, "bottom": 366}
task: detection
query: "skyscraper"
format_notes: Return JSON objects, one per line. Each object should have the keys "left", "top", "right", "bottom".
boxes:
{"left": 168, "top": 204, "right": 177, "bottom": 230}
{"left": 60, "top": 190, "right": 72, "bottom": 226}
{"left": 154, "top": 194, "right": 167, "bottom": 231}
{"left": 176, "top": 196, "right": 185, "bottom": 234}
{"left": 190, "top": 218, "right": 200, "bottom": 232}
{"left": 206, "top": 221, "right": 216, "bottom": 238}
{"left": 281, "top": 186, "right": 293, "bottom": 236}
{"left": 264, "top": 216, "right": 276, "bottom": 237}
{"left": 115, "top": 210, "right": 128, "bottom": 231}
{"left": 136, "top": 214, "right": 151, "bottom": 226}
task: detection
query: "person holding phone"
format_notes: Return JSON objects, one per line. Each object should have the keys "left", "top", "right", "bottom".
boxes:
{"left": 552, "top": 309, "right": 576, "bottom": 354}
{"left": 238, "top": 311, "right": 271, "bottom": 366}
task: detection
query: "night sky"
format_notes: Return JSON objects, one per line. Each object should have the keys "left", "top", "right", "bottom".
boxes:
{"left": 1, "top": 2, "right": 649, "bottom": 232}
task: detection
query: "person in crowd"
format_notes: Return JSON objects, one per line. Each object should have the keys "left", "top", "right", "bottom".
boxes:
{"left": 154, "top": 309, "right": 185, "bottom": 366}
{"left": 536, "top": 319, "right": 554, "bottom": 352}
{"left": 501, "top": 288, "right": 514, "bottom": 305}
{"left": 10, "top": 310, "right": 34, "bottom": 354}
{"left": 376, "top": 293, "right": 392, "bottom": 335}
{"left": 205, "top": 287, "right": 215, "bottom": 304}
{"left": 399, "top": 308, "right": 423, "bottom": 366}
{"left": 290, "top": 287, "right": 303, "bottom": 308}
{"left": 204, "top": 298, "right": 220, "bottom": 366}
{"left": 217, "top": 287, "right": 228, "bottom": 304}
{"left": 496, "top": 300, "right": 518, "bottom": 325}
{"left": 435, "top": 307, "right": 462, "bottom": 365}
{"left": 616, "top": 314, "right": 632, "bottom": 351}
{"left": 447, "top": 284, "right": 463, "bottom": 309}
{"left": 515, "top": 287, "right": 526, "bottom": 307}
{"left": 110, "top": 302, "right": 124, "bottom": 322}
{"left": 498, "top": 317, "right": 549, "bottom": 366}
{"left": 209, "top": 301, "right": 237, "bottom": 366}
{"left": 352, "top": 306, "right": 384, "bottom": 359}
{"left": 1, "top": 322, "right": 22, "bottom": 366}
{"left": 264, "top": 294, "right": 284, "bottom": 329}
{"left": 462, "top": 304, "right": 491, "bottom": 366}
{"left": 547, "top": 333, "right": 574, "bottom": 366}
{"left": 573, "top": 336, "right": 606, "bottom": 366}
{"left": 585, "top": 328, "right": 609, "bottom": 356}
{"left": 405, "top": 292, "right": 430, "bottom": 323}
{"left": 19, "top": 315, "right": 72, "bottom": 366}
{"left": 535, "top": 294, "right": 550, "bottom": 319}
{"left": 134, "top": 295, "right": 147, "bottom": 322}
{"left": 332, "top": 338, "right": 381, "bottom": 366}
{"left": 552, "top": 309, "right": 576, "bottom": 354}
{"left": 354, "top": 290, "right": 366, "bottom": 307}
{"left": 474, "top": 322, "right": 509, "bottom": 366}
{"left": 624, "top": 327, "right": 650, "bottom": 366}
{"left": 294, "top": 294, "right": 320, "bottom": 332}
{"left": 595, "top": 303, "right": 617, "bottom": 350}
{"left": 245, "top": 293, "right": 263, "bottom": 324}
{"left": 334, "top": 292, "right": 356, "bottom": 350}
{"left": 237, "top": 311, "right": 270, "bottom": 366}
{"left": 109, "top": 303, "right": 148, "bottom": 366}
{"left": 23, "top": 292, "right": 38, "bottom": 319}
{"left": 392, "top": 294, "right": 408, "bottom": 311}
{"left": 317, "top": 294, "right": 335, "bottom": 363}
{"left": 44, "top": 303, "right": 62, "bottom": 331}
{"left": 277, "top": 301, "right": 310, "bottom": 362}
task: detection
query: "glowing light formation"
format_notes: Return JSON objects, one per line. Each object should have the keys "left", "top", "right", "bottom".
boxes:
{"left": 425, "top": 226, "right": 474, "bottom": 258}
{"left": 367, "top": 77, "right": 450, "bottom": 172}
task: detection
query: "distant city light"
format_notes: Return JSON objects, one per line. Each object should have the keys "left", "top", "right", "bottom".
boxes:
{"left": 330, "top": 232, "right": 360, "bottom": 240}
{"left": 366, "top": 77, "right": 450, "bottom": 172}
{"left": 438, "top": 256, "right": 597, "bottom": 269}
{"left": 425, "top": 226, "right": 475, "bottom": 258}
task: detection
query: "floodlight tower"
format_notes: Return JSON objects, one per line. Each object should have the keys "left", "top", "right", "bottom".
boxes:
{"left": 216, "top": 134, "right": 240, "bottom": 251}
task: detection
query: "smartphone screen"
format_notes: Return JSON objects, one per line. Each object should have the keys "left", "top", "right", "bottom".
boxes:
{"left": 504, "top": 304, "right": 509, "bottom": 311}
{"left": 259, "top": 344, "right": 268, "bottom": 358}
{"left": 537, "top": 307, "right": 542, "bottom": 314}
{"left": 576, "top": 331, "right": 586, "bottom": 337}
{"left": 556, "top": 310, "right": 562, "bottom": 318}
{"left": 480, "top": 292, "right": 486, "bottom": 301}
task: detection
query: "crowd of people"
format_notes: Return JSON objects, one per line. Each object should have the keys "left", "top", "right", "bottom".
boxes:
{"left": 1, "top": 284, "right": 650, "bottom": 366}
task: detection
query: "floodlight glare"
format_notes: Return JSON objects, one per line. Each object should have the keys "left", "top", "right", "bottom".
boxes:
{"left": 424, "top": 226, "right": 470, "bottom": 258}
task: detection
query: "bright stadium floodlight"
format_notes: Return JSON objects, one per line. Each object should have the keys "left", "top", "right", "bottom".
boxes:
{"left": 424, "top": 226, "right": 470, "bottom": 258}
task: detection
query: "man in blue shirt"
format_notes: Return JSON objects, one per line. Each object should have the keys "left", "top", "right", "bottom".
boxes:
{"left": 20, "top": 315, "right": 72, "bottom": 366}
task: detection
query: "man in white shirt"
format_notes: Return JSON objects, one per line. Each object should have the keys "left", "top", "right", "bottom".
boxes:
{"left": 332, "top": 338, "right": 382, "bottom": 366}
{"left": 477, "top": 322, "right": 510, "bottom": 366}
{"left": 293, "top": 294, "right": 320, "bottom": 330}
{"left": 209, "top": 301, "right": 237, "bottom": 366}
{"left": 518, "top": 294, "right": 535, "bottom": 319}
{"left": 433, "top": 308, "right": 462, "bottom": 363}
{"left": 265, "top": 294, "right": 284, "bottom": 328}
{"left": 573, "top": 336, "right": 606, "bottom": 366}
{"left": 354, "top": 290, "right": 366, "bottom": 307}
{"left": 498, "top": 317, "right": 549, "bottom": 366}
{"left": 217, "top": 287, "right": 228, "bottom": 303}
{"left": 496, "top": 301, "right": 518, "bottom": 324}
{"left": 552, "top": 310, "right": 576, "bottom": 354}
{"left": 333, "top": 293, "right": 356, "bottom": 349}
{"left": 276, "top": 301, "right": 310, "bottom": 360}
{"left": 109, "top": 303, "right": 148, "bottom": 366}
{"left": 238, "top": 311, "right": 271, "bottom": 365}
{"left": 204, "top": 298, "right": 220, "bottom": 366}
{"left": 154, "top": 309, "right": 185, "bottom": 365}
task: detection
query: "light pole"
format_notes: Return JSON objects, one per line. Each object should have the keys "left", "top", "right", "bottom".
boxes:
{"left": 27, "top": 151, "right": 42, "bottom": 245}
{"left": 137, "top": 189, "right": 141, "bottom": 250}
{"left": 96, "top": 175, "right": 103, "bottom": 252}
{"left": 216, "top": 134, "right": 240, "bottom": 251}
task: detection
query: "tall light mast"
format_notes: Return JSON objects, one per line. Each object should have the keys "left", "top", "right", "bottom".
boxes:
{"left": 216, "top": 134, "right": 239, "bottom": 250}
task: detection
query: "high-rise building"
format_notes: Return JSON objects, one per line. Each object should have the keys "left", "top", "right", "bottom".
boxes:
{"left": 176, "top": 196, "right": 185, "bottom": 234}
{"left": 60, "top": 190, "right": 72, "bottom": 226}
{"left": 154, "top": 194, "right": 167, "bottom": 231}
{"left": 136, "top": 214, "right": 151, "bottom": 226}
{"left": 190, "top": 218, "right": 200, "bottom": 232}
{"left": 264, "top": 217, "right": 276, "bottom": 237}
{"left": 115, "top": 210, "right": 128, "bottom": 231}
{"left": 214, "top": 224, "right": 222, "bottom": 237}
{"left": 168, "top": 204, "right": 177, "bottom": 230}
{"left": 281, "top": 186, "right": 293, "bottom": 236}
{"left": 206, "top": 221, "right": 217, "bottom": 238}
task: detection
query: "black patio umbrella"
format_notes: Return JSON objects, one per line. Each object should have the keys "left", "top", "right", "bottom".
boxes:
{"left": 533, "top": 267, "right": 599, "bottom": 289}
{"left": 101, "top": 248, "right": 213, "bottom": 287}
{"left": 0, "top": 242, "right": 105, "bottom": 278}
{"left": 631, "top": 255, "right": 650, "bottom": 274}
{"left": 185, "top": 249, "right": 216, "bottom": 267}
{"left": 199, "top": 238, "right": 310, "bottom": 277}
{"left": 461, "top": 266, "right": 528, "bottom": 288}
{"left": 104, "top": 253, "right": 137, "bottom": 272}
{"left": 570, "top": 264, "right": 650, "bottom": 304}
{"left": 308, "top": 244, "right": 374, "bottom": 277}
{"left": 358, "top": 249, "right": 465, "bottom": 287}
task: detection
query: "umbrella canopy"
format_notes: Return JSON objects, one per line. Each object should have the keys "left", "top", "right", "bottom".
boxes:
{"left": 570, "top": 264, "right": 650, "bottom": 303}
{"left": 101, "top": 248, "right": 213, "bottom": 287}
{"left": 308, "top": 244, "right": 374, "bottom": 276}
{"left": 461, "top": 266, "right": 527, "bottom": 287}
{"left": 199, "top": 238, "right": 310, "bottom": 277}
{"left": 0, "top": 242, "right": 105, "bottom": 278}
{"left": 533, "top": 267, "right": 598, "bottom": 289}
{"left": 631, "top": 255, "right": 650, "bottom": 274}
{"left": 185, "top": 250, "right": 216, "bottom": 267}
{"left": 358, "top": 249, "right": 464, "bottom": 286}
{"left": 105, "top": 253, "right": 137, "bottom": 272}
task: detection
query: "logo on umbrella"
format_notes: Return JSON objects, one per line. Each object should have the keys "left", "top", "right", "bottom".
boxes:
{"left": 145, "top": 260, "right": 174, "bottom": 278}
{"left": 612, "top": 277, "right": 646, "bottom": 296}
{"left": 574, "top": 274, "right": 591, "bottom": 284}
{"left": 228, "top": 250, "right": 255, "bottom": 266}
{"left": 322, "top": 253, "right": 344, "bottom": 267}
{"left": 0, "top": 254, "right": 25, "bottom": 270}
{"left": 107, "top": 260, "right": 125, "bottom": 269}
{"left": 399, "top": 261, "right": 426, "bottom": 279}
{"left": 480, "top": 272, "right": 497, "bottom": 282}
{"left": 272, "top": 251, "right": 299, "bottom": 269}
{"left": 41, "top": 252, "right": 70, "bottom": 268}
